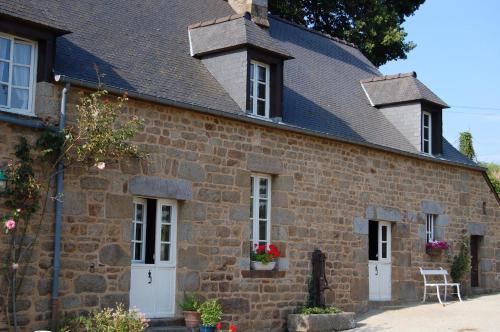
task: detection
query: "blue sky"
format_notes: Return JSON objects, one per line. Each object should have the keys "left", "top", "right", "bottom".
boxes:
{"left": 380, "top": 0, "right": 500, "bottom": 163}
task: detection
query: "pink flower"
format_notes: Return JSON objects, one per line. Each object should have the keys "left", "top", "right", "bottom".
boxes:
{"left": 5, "top": 219, "right": 16, "bottom": 230}
{"left": 96, "top": 162, "right": 106, "bottom": 170}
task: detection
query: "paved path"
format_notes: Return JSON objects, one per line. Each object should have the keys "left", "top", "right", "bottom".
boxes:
{"left": 353, "top": 293, "right": 500, "bottom": 332}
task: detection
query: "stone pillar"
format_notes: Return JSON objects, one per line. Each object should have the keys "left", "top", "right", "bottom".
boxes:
{"left": 228, "top": 0, "right": 269, "bottom": 26}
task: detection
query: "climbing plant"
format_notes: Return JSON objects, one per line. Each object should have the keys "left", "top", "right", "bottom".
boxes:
{"left": 0, "top": 84, "right": 144, "bottom": 331}
{"left": 458, "top": 131, "right": 476, "bottom": 161}
{"left": 450, "top": 236, "right": 472, "bottom": 283}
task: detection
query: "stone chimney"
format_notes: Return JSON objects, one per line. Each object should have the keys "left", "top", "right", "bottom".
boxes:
{"left": 228, "top": 0, "right": 269, "bottom": 27}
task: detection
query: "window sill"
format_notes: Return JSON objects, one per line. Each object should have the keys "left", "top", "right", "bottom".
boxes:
{"left": 241, "top": 270, "right": 286, "bottom": 278}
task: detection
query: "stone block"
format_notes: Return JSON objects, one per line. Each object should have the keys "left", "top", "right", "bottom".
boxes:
{"left": 80, "top": 176, "right": 110, "bottom": 190}
{"left": 421, "top": 200, "right": 443, "bottom": 215}
{"left": 101, "top": 293, "right": 129, "bottom": 309}
{"left": 229, "top": 205, "right": 249, "bottom": 221}
{"left": 247, "top": 153, "right": 282, "bottom": 174}
{"left": 62, "top": 192, "right": 87, "bottom": 216}
{"left": 219, "top": 298, "right": 250, "bottom": 314}
{"left": 105, "top": 194, "right": 132, "bottom": 219}
{"left": 375, "top": 207, "right": 401, "bottom": 222}
{"left": 468, "top": 223, "right": 487, "bottom": 236}
{"left": 178, "top": 247, "right": 208, "bottom": 270}
{"left": 277, "top": 258, "right": 289, "bottom": 271}
{"left": 61, "top": 295, "right": 80, "bottom": 309}
{"left": 480, "top": 260, "right": 493, "bottom": 272}
{"left": 197, "top": 188, "right": 221, "bottom": 202}
{"left": 118, "top": 271, "right": 130, "bottom": 292}
{"left": 365, "top": 206, "right": 375, "bottom": 219}
{"left": 178, "top": 161, "right": 205, "bottom": 182}
{"left": 272, "top": 208, "right": 295, "bottom": 225}
{"left": 353, "top": 217, "right": 368, "bottom": 235}
{"left": 75, "top": 274, "right": 107, "bottom": 293}
{"left": 99, "top": 244, "right": 130, "bottom": 266}
{"left": 179, "top": 272, "right": 200, "bottom": 292}
{"left": 274, "top": 175, "right": 294, "bottom": 191}
{"left": 180, "top": 201, "right": 207, "bottom": 221}
{"left": 287, "top": 312, "right": 356, "bottom": 332}
{"left": 435, "top": 215, "right": 450, "bottom": 227}
{"left": 129, "top": 176, "right": 193, "bottom": 200}
{"left": 406, "top": 211, "right": 417, "bottom": 223}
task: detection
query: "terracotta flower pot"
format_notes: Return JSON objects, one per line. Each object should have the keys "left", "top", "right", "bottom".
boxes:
{"left": 183, "top": 310, "right": 201, "bottom": 328}
{"left": 426, "top": 247, "right": 444, "bottom": 257}
{"left": 251, "top": 261, "right": 276, "bottom": 270}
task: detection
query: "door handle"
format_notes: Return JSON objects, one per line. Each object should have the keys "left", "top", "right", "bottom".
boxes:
{"left": 375, "top": 265, "right": 378, "bottom": 276}
{"left": 148, "top": 270, "right": 152, "bottom": 284}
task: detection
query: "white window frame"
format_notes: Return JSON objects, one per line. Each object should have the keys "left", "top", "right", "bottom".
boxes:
{"left": 132, "top": 198, "right": 147, "bottom": 263}
{"left": 250, "top": 174, "right": 272, "bottom": 247}
{"left": 0, "top": 32, "right": 37, "bottom": 117}
{"left": 249, "top": 60, "right": 270, "bottom": 118}
{"left": 426, "top": 214, "right": 435, "bottom": 243}
{"left": 155, "top": 199, "right": 177, "bottom": 267}
{"left": 422, "top": 111, "right": 432, "bottom": 154}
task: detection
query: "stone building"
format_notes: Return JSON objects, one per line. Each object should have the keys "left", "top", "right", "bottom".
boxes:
{"left": 0, "top": 0, "right": 498, "bottom": 331}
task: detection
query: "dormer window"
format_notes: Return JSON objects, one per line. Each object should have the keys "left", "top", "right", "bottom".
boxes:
{"left": 249, "top": 60, "right": 270, "bottom": 118}
{"left": 422, "top": 111, "right": 432, "bottom": 154}
{"left": 0, "top": 33, "right": 36, "bottom": 116}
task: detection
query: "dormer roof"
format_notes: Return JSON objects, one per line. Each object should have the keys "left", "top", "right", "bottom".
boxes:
{"left": 361, "top": 72, "right": 449, "bottom": 108}
{"left": 189, "top": 13, "right": 292, "bottom": 59}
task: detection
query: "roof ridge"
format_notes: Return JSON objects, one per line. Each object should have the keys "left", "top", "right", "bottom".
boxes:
{"left": 188, "top": 12, "right": 247, "bottom": 30}
{"left": 268, "top": 15, "right": 358, "bottom": 49}
{"left": 360, "top": 71, "right": 417, "bottom": 83}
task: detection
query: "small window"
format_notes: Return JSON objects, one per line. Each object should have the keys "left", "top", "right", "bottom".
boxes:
{"left": 426, "top": 214, "right": 435, "bottom": 243}
{"left": 0, "top": 33, "right": 37, "bottom": 116}
{"left": 250, "top": 174, "right": 271, "bottom": 246}
{"left": 249, "top": 60, "right": 270, "bottom": 118}
{"left": 422, "top": 111, "right": 432, "bottom": 154}
{"left": 132, "top": 199, "right": 147, "bottom": 262}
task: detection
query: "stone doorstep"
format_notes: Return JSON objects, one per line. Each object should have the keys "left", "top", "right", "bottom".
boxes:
{"left": 288, "top": 312, "right": 356, "bottom": 332}
{"left": 148, "top": 317, "right": 185, "bottom": 327}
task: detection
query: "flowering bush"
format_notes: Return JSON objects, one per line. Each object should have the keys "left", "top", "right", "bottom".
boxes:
{"left": 425, "top": 240, "right": 449, "bottom": 250}
{"left": 216, "top": 322, "right": 236, "bottom": 332}
{"left": 250, "top": 243, "right": 280, "bottom": 264}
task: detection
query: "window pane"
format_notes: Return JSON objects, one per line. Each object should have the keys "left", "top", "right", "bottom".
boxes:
{"left": 257, "top": 100, "right": 266, "bottom": 116}
{"left": 0, "top": 84, "right": 7, "bottom": 106}
{"left": 423, "top": 114, "right": 429, "bottom": 126}
{"left": 13, "top": 65, "right": 30, "bottom": 87}
{"left": 0, "top": 61, "right": 9, "bottom": 82}
{"left": 250, "top": 177, "right": 254, "bottom": 195}
{"left": 423, "top": 141, "right": 429, "bottom": 153}
{"left": 258, "top": 83, "right": 266, "bottom": 99}
{"left": 13, "top": 43, "right": 31, "bottom": 65}
{"left": 136, "top": 204, "right": 143, "bottom": 221}
{"left": 161, "top": 224, "right": 170, "bottom": 242}
{"left": 381, "top": 243, "right": 387, "bottom": 258}
{"left": 135, "top": 223, "right": 142, "bottom": 241}
{"left": 160, "top": 243, "right": 170, "bottom": 261}
{"left": 0, "top": 38, "right": 10, "bottom": 60}
{"left": 259, "top": 200, "right": 267, "bottom": 219}
{"left": 259, "top": 220, "right": 267, "bottom": 241}
{"left": 258, "top": 66, "right": 266, "bottom": 82}
{"left": 423, "top": 129, "right": 429, "bottom": 140}
{"left": 381, "top": 226, "right": 387, "bottom": 241}
{"left": 11, "top": 88, "right": 29, "bottom": 109}
{"left": 134, "top": 243, "right": 142, "bottom": 260}
{"left": 250, "top": 63, "right": 254, "bottom": 79}
{"left": 259, "top": 178, "right": 268, "bottom": 197}
{"left": 162, "top": 206, "right": 171, "bottom": 223}
{"left": 250, "top": 82, "right": 254, "bottom": 97}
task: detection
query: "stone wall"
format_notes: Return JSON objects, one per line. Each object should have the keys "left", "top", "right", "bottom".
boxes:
{"left": 0, "top": 83, "right": 498, "bottom": 331}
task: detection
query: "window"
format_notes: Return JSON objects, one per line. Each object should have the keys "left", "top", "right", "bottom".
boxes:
{"left": 249, "top": 60, "right": 270, "bottom": 118}
{"left": 422, "top": 111, "right": 432, "bottom": 154}
{"left": 0, "top": 33, "right": 36, "bottom": 116}
{"left": 426, "top": 214, "right": 435, "bottom": 243}
{"left": 132, "top": 199, "right": 147, "bottom": 262}
{"left": 158, "top": 204, "right": 173, "bottom": 262}
{"left": 250, "top": 174, "right": 271, "bottom": 246}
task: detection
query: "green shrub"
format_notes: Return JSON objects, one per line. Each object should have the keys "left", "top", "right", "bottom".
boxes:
{"left": 451, "top": 236, "right": 472, "bottom": 283}
{"left": 300, "top": 306, "right": 342, "bottom": 315}
{"left": 197, "top": 299, "right": 223, "bottom": 327}
{"left": 180, "top": 294, "right": 200, "bottom": 311}
{"left": 59, "top": 304, "right": 148, "bottom": 332}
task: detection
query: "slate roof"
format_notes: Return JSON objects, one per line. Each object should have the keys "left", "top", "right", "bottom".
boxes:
{"left": 189, "top": 13, "right": 292, "bottom": 59}
{"left": 361, "top": 72, "right": 449, "bottom": 108}
{"left": 0, "top": 0, "right": 477, "bottom": 168}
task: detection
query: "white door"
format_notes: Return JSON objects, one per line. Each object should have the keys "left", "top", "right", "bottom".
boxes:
{"left": 130, "top": 199, "right": 177, "bottom": 318}
{"left": 369, "top": 221, "right": 391, "bottom": 301}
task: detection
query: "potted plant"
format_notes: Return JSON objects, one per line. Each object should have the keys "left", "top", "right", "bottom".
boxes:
{"left": 197, "top": 299, "right": 223, "bottom": 332}
{"left": 250, "top": 243, "right": 280, "bottom": 270}
{"left": 180, "top": 294, "right": 201, "bottom": 328}
{"left": 425, "top": 240, "right": 449, "bottom": 256}
{"left": 288, "top": 306, "right": 355, "bottom": 332}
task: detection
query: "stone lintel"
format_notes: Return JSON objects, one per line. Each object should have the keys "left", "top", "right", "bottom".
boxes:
{"left": 247, "top": 153, "right": 283, "bottom": 174}
{"left": 129, "top": 176, "right": 192, "bottom": 200}
{"left": 421, "top": 200, "right": 443, "bottom": 215}
{"left": 365, "top": 206, "right": 401, "bottom": 222}
{"left": 468, "top": 223, "right": 487, "bottom": 236}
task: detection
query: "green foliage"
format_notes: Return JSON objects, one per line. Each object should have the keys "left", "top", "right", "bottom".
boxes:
{"left": 299, "top": 306, "right": 342, "bottom": 315}
{"left": 459, "top": 131, "right": 476, "bottom": 161}
{"left": 58, "top": 304, "right": 149, "bottom": 332}
{"left": 65, "top": 89, "right": 144, "bottom": 167}
{"left": 480, "top": 162, "right": 500, "bottom": 193}
{"left": 450, "top": 236, "right": 472, "bottom": 283}
{"left": 269, "top": 0, "right": 425, "bottom": 66}
{"left": 180, "top": 294, "right": 200, "bottom": 311}
{"left": 197, "top": 299, "right": 223, "bottom": 327}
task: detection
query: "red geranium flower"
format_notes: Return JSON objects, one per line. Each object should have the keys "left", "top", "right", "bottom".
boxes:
{"left": 229, "top": 325, "right": 236, "bottom": 332}
{"left": 216, "top": 322, "right": 222, "bottom": 330}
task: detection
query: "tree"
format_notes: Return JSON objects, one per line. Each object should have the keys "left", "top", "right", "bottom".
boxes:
{"left": 459, "top": 131, "right": 476, "bottom": 160}
{"left": 268, "top": 0, "right": 425, "bottom": 67}
{"left": 480, "top": 162, "right": 500, "bottom": 194}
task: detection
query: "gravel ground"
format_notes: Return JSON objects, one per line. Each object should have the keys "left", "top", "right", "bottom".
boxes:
{"left": 352, "top": 293, "right": 500, "bottom": 332}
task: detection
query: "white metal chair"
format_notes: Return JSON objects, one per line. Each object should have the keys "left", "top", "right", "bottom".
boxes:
{"left": 419, "top": 267, "right": 462, "bottom": 305}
